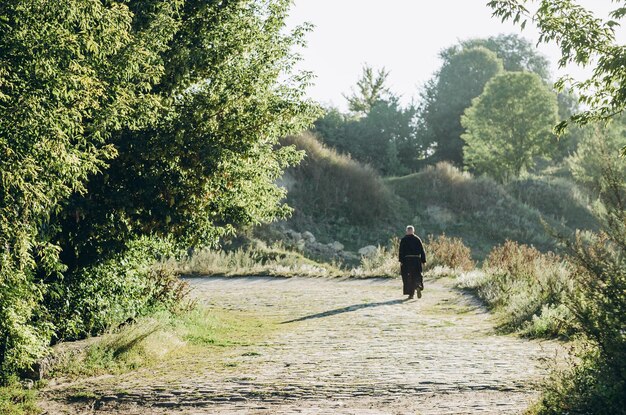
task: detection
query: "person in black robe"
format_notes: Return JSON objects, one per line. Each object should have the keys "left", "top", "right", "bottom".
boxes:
{"left": 398, "top": 225, "right": 426, "bottom": 299}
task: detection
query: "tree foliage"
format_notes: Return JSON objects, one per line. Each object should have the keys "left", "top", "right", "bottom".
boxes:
{"left": 418, "top": 46, "right": 504, "bottom": 166}
{"left": 314, "top": 100, "right": 421, "bottom": 176}
{"left": 441, "top": 34, "right": 551, "bottom": 80}
{"left": 567, "top": 117, "right": 626, "bottom": 197}
{"left": 461, "top": 72, "right": 559, "bottom": 181}
{"left": 314, "top": 65, "right": 426, "bottom": 176}
{"left": 488, "top": 0, "right": 626, "bottom": 145}
{"left": 344, "top": 65, "right": 393, "bottom": 116}
{"left": 0, "top": 0, "right": 316, "bottom": 379}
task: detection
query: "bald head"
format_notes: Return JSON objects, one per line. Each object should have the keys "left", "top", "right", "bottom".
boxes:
{"left": 405, "top": 225, "right": 414, "bottom": 235}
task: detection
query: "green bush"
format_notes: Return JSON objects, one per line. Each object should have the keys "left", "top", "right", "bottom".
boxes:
{"left": 0, "top": 0, "right": 315, "bottom": 379}
{"left": 50, "top": 237, "right": 189, "bottom": 341}
{"left": 282, "top": 133, "right": 398, "bottom": 226}
{"left": 0, "top": 381, "right": 39, "bottom": 415}
{"left": 535, "top": 224, "right": 626, "bottom": 414}
{"left": 386, "top": 162, "right": 557, "bottom": 257}
{"left": 506, "top": 176, "right": 598, "bottom": 231}
{"left": 531, "top": 148, "right": 626, "bottom": 415}
{"left": 280, "top": 133, "right": 405, "bottom": 250}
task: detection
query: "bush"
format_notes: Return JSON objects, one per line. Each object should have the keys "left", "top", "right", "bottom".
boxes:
{"left": 506, "top": 176, "right": 598, "bottom": 231}
{"left": 282, "top": 133, "right": 398, "bottom": 226}
{"left": 50, "top": 237, "right": 189, "bottom": 341}
{"left": 530, "top": 150, "right": 626, "bottom": 415}
{"left": 0, "top": 381, "right": 39, "bottom": 415}
{"left": 457, "top": 241, "right": 573, "bottom": 337}
{"left": 424, "top": 234, "right": 475, "bottom": 271}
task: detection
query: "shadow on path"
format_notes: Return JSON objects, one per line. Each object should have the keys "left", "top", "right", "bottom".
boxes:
{"left": 281, "top": 299, "right": 406, "bottom": 324}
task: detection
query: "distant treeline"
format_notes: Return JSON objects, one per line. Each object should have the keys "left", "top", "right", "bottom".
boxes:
{"left": 313, "top": 34, "right": 588, "bottom": 181}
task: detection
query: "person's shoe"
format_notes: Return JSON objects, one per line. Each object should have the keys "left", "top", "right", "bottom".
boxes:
{"left": 416, "top": 288, "right": 422, "bottom": 299}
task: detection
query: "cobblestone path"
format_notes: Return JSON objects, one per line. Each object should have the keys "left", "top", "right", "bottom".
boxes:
{"left": 40, "top": 276, "right": 560, "bottom": 414}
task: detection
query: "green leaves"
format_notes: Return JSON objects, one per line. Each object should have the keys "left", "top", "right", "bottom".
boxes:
{"left": 344, "top": 65, "right": 393, "bottom": 116}
{"left": 461, "top": 72, "right": 559, "bottom": 181}
{"left": 488, "top": 0, "right": 626, "bottom": 133}
{"left": 420, "top": 46, "right": 504, "bottom": 165}
{"left": 1, "top": 0, "right": 316, "bottom": 378}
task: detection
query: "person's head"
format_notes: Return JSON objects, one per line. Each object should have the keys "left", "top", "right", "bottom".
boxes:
{"left": 405, "top": 225, "right": 415, "bottom": 235}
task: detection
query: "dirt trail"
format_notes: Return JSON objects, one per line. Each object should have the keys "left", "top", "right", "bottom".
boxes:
{"left": 40, "top": 276, "right": 560, "bottom": 414}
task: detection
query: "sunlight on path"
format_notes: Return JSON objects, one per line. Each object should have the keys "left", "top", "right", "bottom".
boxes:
{"left": 40, "top": 276, "right": 560, "bottom": 415}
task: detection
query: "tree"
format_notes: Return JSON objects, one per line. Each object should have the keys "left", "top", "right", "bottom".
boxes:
{"left": 355, "top": 98, "right": 420, "bottom": 175}
{"left": 567, "top": 117, "right": 626, "bottom": 197}
{"left": 441, "top": 34, "right": 551, "bottom": 80}
{"left": 0, "top": 0, "right": 172, "bottom": 378}
{"left": 486, "top": 3, "right": 626, "bottom": 412}
{"left": 0, "top": 0, "right": 316, "bottom": 378}
{"left": 419, "top": 46, "right": 504, "bottom": 166}
{"left": 488, "top": 0, "right": 626, "bottom": 144}
{"left": 314, "top": 100, "right": 422, "bottom": 176}
{"left": 461, "top": 72, "right": 559, "bottom": 181}
{"left": 344, "top": 64, "right": 393, "bottom": 115}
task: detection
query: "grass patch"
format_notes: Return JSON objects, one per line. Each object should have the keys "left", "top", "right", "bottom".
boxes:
{"left": 455, "top": 241, "right": 574, "bottom": 338}
{"left": 168, "top": 241, "right": 345, "bottom": 278}
{"left": 0, "top": 382, "right": 39, "bottom": 415}
{"left": 50, "top": 306, "right": 274, "bottom": 379}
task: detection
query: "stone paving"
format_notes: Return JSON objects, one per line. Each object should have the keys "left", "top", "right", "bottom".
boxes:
{"left": 40, "top": 276, "right": 560, "bottom": 414}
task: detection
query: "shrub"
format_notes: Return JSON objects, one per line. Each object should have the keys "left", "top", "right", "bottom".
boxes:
{"left": 506, "top": 176, "right": 598, "bottom": 231}
{"left": 457, "top": 240, "right": 573, "bottom": 337}
{"left": 386, "top": 162, "right": 557, "bottom": 257}
{"left": 529, "top": 150, "right": 626, "bottom": 415}
{"left": 424, "top": 234, "right": 475, "bottom": 271}
{"left": 282, "top": 133, "right": 398, "bottom": 226}
{"left": 0, "top": 381, "right": 39, "bottom": 415}
{"left": 50, "top": 237, "right": 189, "bottom": 341}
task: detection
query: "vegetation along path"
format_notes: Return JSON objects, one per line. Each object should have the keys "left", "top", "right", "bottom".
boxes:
{"left": 41, "top": 276, "right": 560, "bottom": 414}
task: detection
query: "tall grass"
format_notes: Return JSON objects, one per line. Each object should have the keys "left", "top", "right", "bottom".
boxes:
{"left": 0, "top": 383, "right": 38, "bottom": 415}
{"left": 506, "top": 176, "right": 598, "bottom": 231}
{"left": 350, "top": 239, "right": 401, "bottom": 278}
{"left": 456, "top": 241, "right": 573, "bottom": 338}
{"left": 169, "top": 241, "right": 344, "bottom": 278}
{"left": 280, "top": 133, "right": 405, "bottom": 250}
{"left": 282, "top": 133, "right": 398, "bottom": 225}
{"left": 350, "top": 235, "right": 475, "bottom": 278}
{"left": 424, "top": 234, "right": 475, "bottom": 271}
{"left": 386, "top": 162, "right": 558, "bottom": 257}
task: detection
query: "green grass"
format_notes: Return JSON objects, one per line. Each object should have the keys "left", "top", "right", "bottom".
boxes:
{"left": 0, "top": 382, "right": 39, "bottom": 415}
{"left": 50, "top": 306, "right": 274, "bottom": 379}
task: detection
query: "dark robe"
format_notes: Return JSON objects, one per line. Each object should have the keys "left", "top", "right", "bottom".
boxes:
{"left": 399, "top": 234, "right": 426, "bottom": 295}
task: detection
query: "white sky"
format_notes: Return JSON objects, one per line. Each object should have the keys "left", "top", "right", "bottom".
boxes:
{"left": 286, "top": 0, "right": 626, "bottom": 110}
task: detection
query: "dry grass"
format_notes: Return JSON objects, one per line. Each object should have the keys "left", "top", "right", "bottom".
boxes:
{"left": 425, "top": 234, "right": 475, "bottom": 271}
{"left": 167, "top": 242, "right": 344, "bottom": 278}
{"left": 456, "top": 240, "right": 574, "bottom": 337}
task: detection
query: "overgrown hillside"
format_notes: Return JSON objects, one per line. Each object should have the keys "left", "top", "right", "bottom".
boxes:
{"left": 278, "top": 133, "right": 407, "bottom": 250}
{"left": 277, "top": 134, "right": 597, "bottom": 259}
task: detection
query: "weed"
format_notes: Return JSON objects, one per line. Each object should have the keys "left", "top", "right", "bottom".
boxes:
{"left": 0, "top": 381, "right": 39, "bottom": 415}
